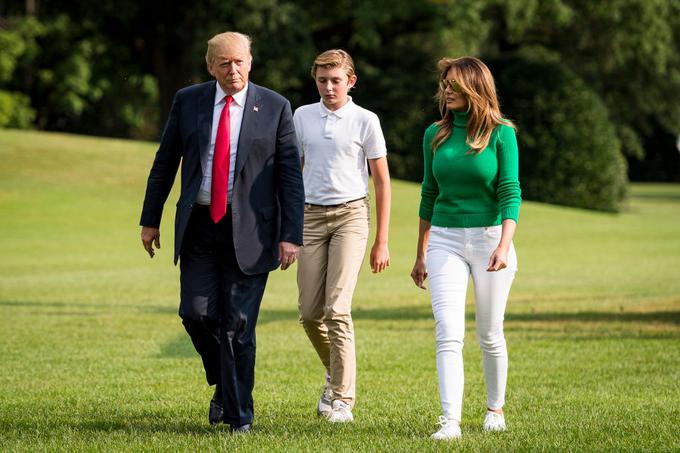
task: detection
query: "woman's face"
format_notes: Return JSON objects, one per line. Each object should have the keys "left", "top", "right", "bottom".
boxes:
{"left": 315, "top": 66, "right": 356, "bottom": 111}
{"left": 442, "top": 68, "right": 468, "bottom": 112}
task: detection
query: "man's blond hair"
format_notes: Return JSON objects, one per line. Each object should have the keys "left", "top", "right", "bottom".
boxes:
{"left": 311, "top": 49, "right": 355, "bottom": 79}
{"left": 205, "top": 31, "right": 252, "bottom": 66}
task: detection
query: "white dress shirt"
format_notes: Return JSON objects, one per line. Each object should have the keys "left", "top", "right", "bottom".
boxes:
{"left": 196, "top": 82, "right": 248, "bottom": 206}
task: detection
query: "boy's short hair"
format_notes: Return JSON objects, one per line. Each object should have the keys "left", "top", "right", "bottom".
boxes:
{"left": 311, "top": 49, "right": 355, "bottom": 79}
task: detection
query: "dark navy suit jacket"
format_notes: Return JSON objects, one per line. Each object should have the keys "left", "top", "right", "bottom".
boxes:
{"left": 140, "top": 81, "right": 304, "bottom": 274}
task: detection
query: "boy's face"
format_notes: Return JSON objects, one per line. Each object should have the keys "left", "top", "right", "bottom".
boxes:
{"left": 315, "top": 66, "right": 356, "bottom": 111}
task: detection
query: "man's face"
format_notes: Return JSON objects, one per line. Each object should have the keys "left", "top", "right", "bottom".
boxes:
{"left": 315, "top": 66, "right": 356, "bottom": 111}
{"left": 208, "top": 41, "right": 252, "bottom": 94}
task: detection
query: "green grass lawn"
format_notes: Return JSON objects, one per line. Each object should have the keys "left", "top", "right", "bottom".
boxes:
{"left": 1, "top": 129, "right": 678, "bottom": 452}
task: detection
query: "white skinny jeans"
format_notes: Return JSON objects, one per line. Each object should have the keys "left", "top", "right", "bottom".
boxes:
{"left": 426, "top": 225, "right": 517, "bottom": 422}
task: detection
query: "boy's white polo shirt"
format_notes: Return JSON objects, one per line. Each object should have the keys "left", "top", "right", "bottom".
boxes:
{"left": 293, "top": 98, "right": 387, "bottom": 205}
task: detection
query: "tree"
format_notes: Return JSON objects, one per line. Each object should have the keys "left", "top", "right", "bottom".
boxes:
{"left": 484, "top": 0, "right": 680, "bottom": 177}
{"left": 0, "top": 16, "right": 36, "bottom": 127}
{"left": 3, "top": 0, "right": 677, "bottom": 188}
{"left": 292, "top": 0, "right": 489, "bottom": 179}
{"left": 490, "top": 54, "right": 628, "bottom": 211}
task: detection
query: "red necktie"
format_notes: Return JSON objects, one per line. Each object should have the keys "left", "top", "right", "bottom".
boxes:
{"left": 210, "top": 95, "right": 233, "bottom": 223}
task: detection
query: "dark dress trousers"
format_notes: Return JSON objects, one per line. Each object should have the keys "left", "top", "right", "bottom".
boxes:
{"left": 140, "top": 81, "right": 304, "bottom": 426}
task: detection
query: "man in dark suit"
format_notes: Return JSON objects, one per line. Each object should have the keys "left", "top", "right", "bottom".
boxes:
{"left": 139, "top": 31, "right": 304, "bottom": 433}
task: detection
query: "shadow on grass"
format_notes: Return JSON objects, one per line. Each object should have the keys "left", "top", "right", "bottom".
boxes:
{"left": 10, "top": 297, "right": 675, "bottom": 348}
{"left": 158, "top": 334, "right": 196, "bottom": 358}
{"left": 256, "top": 306, "right": 436, "bottom": 323}
{"left": 158, "top": 306, "right": 680, "bottom": 329}
{"left": 77, "top": 417, "right": 218, "bottom": 436}
{"left": 0, "top": 299, "right": 176, "bottom": 315}
{"left": 158, "top": 307, "right": 680, "bottom": 358}
{"left": 1, "top": 411, "right": 424, "bottom": 440}
{"left": 0, "top": 299, "right": 103, "bottom": 316}
{"left": 157, "top": 308, "right": 302, "bottom": 358}
{"left": 9, "top": 298, "right": 677, "bottom": 326}
{"left": 505, "top": 310, "right": 680, "bottom": 325}
{"left": 259, "top": 306, "right": 680, "bottom": 325}
{"left": 1, "top": 414, "right": 221, "bottom": 436}
{"left": 1, "top": 397, "right": 435, "bottom": 440}
{"left": 630, "top": 191, "right": 680, "bottom": 201}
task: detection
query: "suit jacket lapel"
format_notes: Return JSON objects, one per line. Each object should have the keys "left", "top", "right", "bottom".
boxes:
{"left": 234, "top": 82, "right": 261, "bottom": 179}
{"left": 197, "top": 82, "right": 216, "bottom": 176}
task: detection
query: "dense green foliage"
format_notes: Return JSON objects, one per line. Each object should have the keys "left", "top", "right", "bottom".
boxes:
{"left": 1, "top": 0, "right": 678, "bottom": 200}
{"left": 0, "top": 89, "right": 34, "bottom": 128}
{"left": 1, "top": 130, "right": 679, "bottom": 451}
{"left": 490, "top": 55, "right": 628, "bottom": 211}
{"left": 0, "top": 19, "right": 35, "bottom": 127}
{"left": 0, "top": 14, "right": 158, "bottom": 137}
{"left": 487, "top": 0, "right": 680, "bottom": 159}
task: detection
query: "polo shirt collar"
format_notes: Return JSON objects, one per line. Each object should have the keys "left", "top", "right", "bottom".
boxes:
{"left": 214, "top": 81, "right": 248, "bottom": 107}
{"left": 318, "top": 97, "right": 355, "bottom": 118}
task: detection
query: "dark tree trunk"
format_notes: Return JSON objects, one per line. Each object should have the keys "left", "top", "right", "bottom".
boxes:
{"left": 150, "top": 38, "right": 197, "bottom": 130}
{"left": 25, "top": 0, "right": 37, "bottom": 15}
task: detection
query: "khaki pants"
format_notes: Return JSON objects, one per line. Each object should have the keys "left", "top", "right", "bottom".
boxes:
{"left": 297, "top": 198, "right": 370, "bottom": 407}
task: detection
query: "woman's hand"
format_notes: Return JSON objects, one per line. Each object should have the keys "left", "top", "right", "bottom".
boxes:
{"left": 487, "top": 246, "right": 508, "bottom": 272}
{"left": 411, "top": 257, "right": 428, "bottom": 289}
{"left": 488, "top": 219, "right": 516, "bottom": 272}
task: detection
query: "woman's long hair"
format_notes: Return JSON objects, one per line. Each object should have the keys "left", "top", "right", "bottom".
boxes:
{"left": 432, "top": 57, "right": 515, "bottom": 153}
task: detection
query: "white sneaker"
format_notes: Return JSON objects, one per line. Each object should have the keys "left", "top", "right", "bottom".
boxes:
{"left": 327, "top": 400, "right": 353, "bottom": 423}
{"left": 431, "top": 416, "right": 462, "bottom": 440}
{"left": 483, "top": 411, "right": 506, "bottom": 432}
{"left": 317, "top": 377, "right": 332, "bottom": 417}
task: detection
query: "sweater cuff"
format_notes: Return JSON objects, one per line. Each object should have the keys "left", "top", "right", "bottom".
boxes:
{"left": 419, "top": 205, "right": 433, "bottom": 222}
{"left": 501, "top": 206, "right": 520, "bottom": 223}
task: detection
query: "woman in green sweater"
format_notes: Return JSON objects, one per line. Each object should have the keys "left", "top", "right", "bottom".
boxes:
{"left": 410, "top": 56, "right": 521, "bottom": 440}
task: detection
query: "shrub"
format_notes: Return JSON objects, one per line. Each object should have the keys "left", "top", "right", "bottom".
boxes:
{"left": 488, "top": 55, "right": 628, "bottom": 212}
{"left": 0, "top": 90, "right": 36, "bottom": 129}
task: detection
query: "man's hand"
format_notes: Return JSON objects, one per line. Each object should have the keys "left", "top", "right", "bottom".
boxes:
{"left": 141, "top": 226, "right": 161, "bottom": 258}
{"left": 279, "top": 241, "right": 300, "bottom": 270}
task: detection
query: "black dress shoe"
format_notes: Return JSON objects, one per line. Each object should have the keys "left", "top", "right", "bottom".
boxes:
{"left": 208, "top": 387, "right": 223, "bottom": 425}
{"left": 230, "top": 423, "right": 251, "bottom": 433}
{"left": 209, "top": 398, "right": 223, "bottom": 425}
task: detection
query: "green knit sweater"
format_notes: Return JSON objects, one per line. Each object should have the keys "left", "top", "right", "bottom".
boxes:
{"left": 419, "top": 111, "right": 521, "bottom": 227}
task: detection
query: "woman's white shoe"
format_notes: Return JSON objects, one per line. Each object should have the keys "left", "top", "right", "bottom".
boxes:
{"left": 430, "top": 416, "right": 462, "bottom": 440}
{"left": 483, "top": 411, "right": 506, "bottom": 432}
